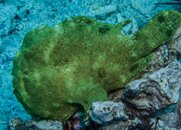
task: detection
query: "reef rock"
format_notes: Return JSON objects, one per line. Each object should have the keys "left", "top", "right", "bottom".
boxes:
{"left": 150, "top": 100, "right": 181, "bottom": 129}
{"left": 8, "top": 118, "right": 63, "bottom": 130}
{"left": 123, "top": 61, "right": 181, "bottom": 116}
{"left": 89, "top": 101, "right": 128, "bottom": 124}
{"left": 100, "top": 117, "right": 142, "bottom": 130}
{"left": 150, "top": 118, "right": 179, "bottom": 130}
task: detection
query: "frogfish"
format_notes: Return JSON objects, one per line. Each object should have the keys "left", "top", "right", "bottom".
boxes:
{"left": 12, "top": 10, "right": 181, "bottom": 121}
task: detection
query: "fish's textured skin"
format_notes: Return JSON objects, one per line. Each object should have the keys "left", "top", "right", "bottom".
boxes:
{"left": 12, "top": 10, "right": 181, "bottom": 121}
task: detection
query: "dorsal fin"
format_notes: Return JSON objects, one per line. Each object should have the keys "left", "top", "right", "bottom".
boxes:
{"left": 114, "top": 19, "right": 132, "bottom": 31}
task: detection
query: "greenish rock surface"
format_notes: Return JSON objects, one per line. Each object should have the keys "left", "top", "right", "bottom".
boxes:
{"left": 12, "top": 10, "right": 181, "bottom": 121}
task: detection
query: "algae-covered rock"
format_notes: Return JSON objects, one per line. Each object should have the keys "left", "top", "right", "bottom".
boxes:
{"left": 12, "top": 10, "right": 181, "bottom": 121}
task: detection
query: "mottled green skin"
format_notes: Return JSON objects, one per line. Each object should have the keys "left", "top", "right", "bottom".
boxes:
{"left": 12, "top": 10, "right": 181, "bottom": 121}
